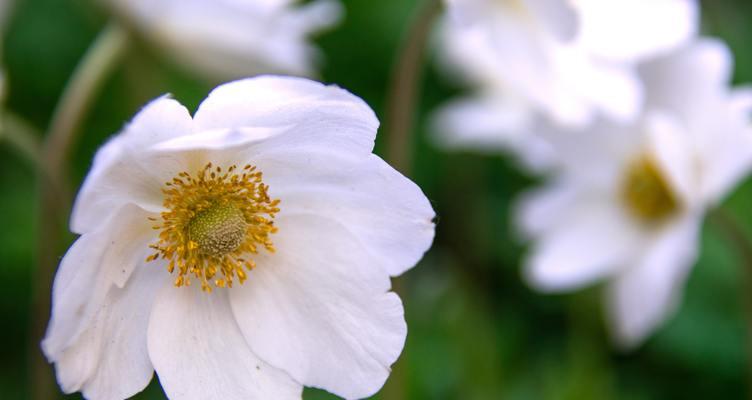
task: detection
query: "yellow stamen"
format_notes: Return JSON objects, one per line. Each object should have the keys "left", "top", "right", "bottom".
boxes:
{"left": 148, "top": 163, "right": 280, "bottom": 292}
{"left": 621, "top": 155, "right": 679, "bottom": 224}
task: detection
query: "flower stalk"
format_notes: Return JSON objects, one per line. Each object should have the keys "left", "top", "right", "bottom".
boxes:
{"left": 43, "top": 23, "right": 129, "bottom": 186}
{"left": 31, "top": 23, "right": 129, "bottom": 400}
{"left": 382, "top": 0, "right": 441, "bottom": 399}
{"left": 384, "top": 0, "right": 441, "bottom": 175}
{"left": 0, "top": 111, "right": 43, "bottom": 168}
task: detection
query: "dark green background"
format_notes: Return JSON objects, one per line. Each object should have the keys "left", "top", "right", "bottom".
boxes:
{"left": 2, "top": 0, "right": 752, "bottom": 398}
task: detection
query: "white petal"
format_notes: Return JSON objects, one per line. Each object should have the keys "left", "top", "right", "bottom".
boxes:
{"left": 286, "top": 0, "right": 343, "bottom": 35}
{"left": 441, "top": 0, "right": 659, "bottom": 128}
{"left": 641, "top": 38, "right": 732, "bottom": 122}
{"left": 71, "top": 97, "right": 193, "bottom": 234}
{"left": 606, "top": 215, "right": 701, "bottom": 348}
{"left": 152, "top": 126, "right": 283, "bottom": 153}
{"left": 192, "top": 76, "right": 378, "bottom": 156}
{"left": 249, "top": 148, "right": 435, "bottom": 277}
{"left": 554, "top": 47, "right": 643, "bottom": 123}
{"left": 646, "top": 112, "right": 698, "bottom": 207}
{"left": 525, "top": 0, "right": 579, "bottom": 41}
{"left": 147, "top": 284, "right": 302, "bottom": 400}
{"left": 698, "top": 90, "right": 752, "bottom": 202}
{"left": 231, "top": 214, "right": 406, "bottom": 399}
{"left": 119, "top": 95, "right": 195, "bottom": 148}
{"left": 536, "top": 119, "right": 640, "bottom": 188}
{"left": 430, "top": 94, "right": 557, "bottom": 169}
{"left": 43, "top": 204, "right": 156, "bottom": 358}
{"left": 109, "top": 0, "right": 341, "bottom": 79}
{"left": 439, "top": 3, "right": 559, "bottom": 109}
{"left": 523, "top": 194, "right": 642, "bottom": 292}
{"left": 431, "top": 94, "right": 536, "bottom": 150}
{"left": 443, "top": 0, "right": 489, "bottom": 26}
{"left": 730, "top": 87, "right": 752, "bottom": 112}
{"left": 53, "top": 263, "right": 162, "bottom": 399}
{"left": 515, "top": 180, "right": 581, "bottom": 239}
{"left": 641, "top": 39, "right": 752, "bottom": 203}
{"left": 575, "top": 0, "right": 698, "bottom": 62}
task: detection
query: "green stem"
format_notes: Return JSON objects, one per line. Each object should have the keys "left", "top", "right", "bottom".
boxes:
{"left": 383, "top": 0, "right": 442, "bottom": 175}
{"left": 381, "top": 1, "right": 441, "bottom": 399}
{"left": 31, "top": 23, "right": 129, "bottom": 400}
{"left": 43, "top": 23, "right": 129, "bottom": 185}
{"left": 0, "top": 112, "right": 43, "bottom": 168}
{"left": 710, "top": 208, "right": 752, "bottom": 400}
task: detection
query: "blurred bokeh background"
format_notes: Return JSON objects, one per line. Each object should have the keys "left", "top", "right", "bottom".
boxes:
{"left": 3, "top": 0, "right": 752, "bottom": 398}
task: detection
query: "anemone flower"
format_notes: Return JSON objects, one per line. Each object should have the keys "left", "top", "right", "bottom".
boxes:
{"left": 517, "top": 39, "right": 752, "bottom": 347}
{"left": 42, "top": 76, "right": 436, "bottom": 399}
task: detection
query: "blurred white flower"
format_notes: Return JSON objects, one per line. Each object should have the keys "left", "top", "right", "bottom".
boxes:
{"left": 432, "top": 0, "right": 698, "bottom": 167}
{"left": 107, "top": 0, "right": 342, "bottom": 79}
{"left": 42, "top": 76, "right": 435, "bottom": 399}
{"left": 517, "top": 39, "right": 752, "bottom": 347}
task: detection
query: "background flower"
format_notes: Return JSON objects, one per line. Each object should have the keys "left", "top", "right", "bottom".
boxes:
{"left": 517, "top": 39, "right": 752, "bottom": 347}
{"left": 106, "top": 0, "right": 342, "bottom": 79}
{"left": 432, "top": 0, "right": 698, "bottom": 168}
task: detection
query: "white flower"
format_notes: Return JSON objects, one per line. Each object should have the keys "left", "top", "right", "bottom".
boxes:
{"left": 107, "top": 0, "right": 342, "bottom": 79}
{"left": 517, "top": 39, "right": 752, "bottom": 347}
{"left": 42, "top": 76, "right": 435, "bottom": 399}
{"left": 432, "top": 0, "right": 698, "bottom": 167}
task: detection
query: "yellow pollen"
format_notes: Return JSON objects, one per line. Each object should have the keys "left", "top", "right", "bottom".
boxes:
{"left": 147, "top": 163, "right": 280, "bottom": 292}
{"left": 621, "top": 155, "right": 679, "bottom": 224}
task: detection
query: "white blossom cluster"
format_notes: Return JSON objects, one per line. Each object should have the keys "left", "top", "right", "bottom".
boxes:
{"left": 434, "top": 0, "right": 752, "bottom": 347}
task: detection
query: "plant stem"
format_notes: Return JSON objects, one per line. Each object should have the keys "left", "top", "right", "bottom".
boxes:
{"left": 710, "top": 208, "right": 752, "bottom": 400}
{"left": 0, "top": 112, "right": 43, "bottom": 168}
{"left": 43, "top": 23, "right": 129, "bottom": 187}
{"left": 31, "top": 23, "right": 129, "bottom": 400}
{"left": 384, "top": 0, "right": 442, "bottom": 175}
{"left": 381, "top": 1, "right": 441, "bottom": 399}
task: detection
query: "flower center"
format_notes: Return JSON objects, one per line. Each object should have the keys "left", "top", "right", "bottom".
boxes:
{"left": 147, "top": 163, "right": 280, "bottom": 292}
{"left": 620, "top": 155, "right": 679, "bottom": 224}
{"left": 187, "top": 203, "right": 248, "bottom": 257}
